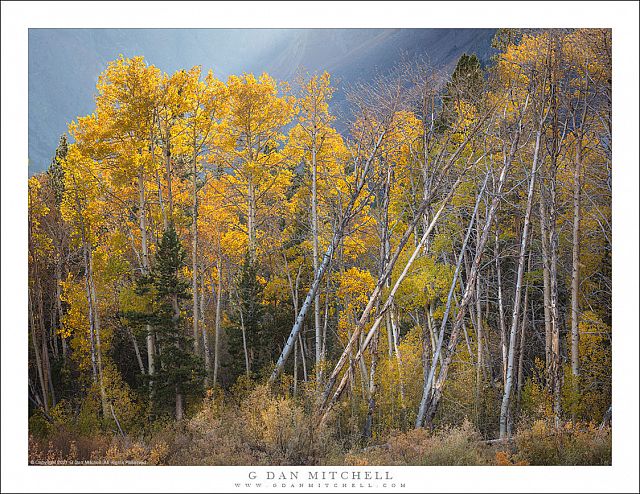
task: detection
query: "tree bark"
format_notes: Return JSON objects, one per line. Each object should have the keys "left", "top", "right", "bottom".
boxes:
{"left": 200, "top": 270, "right": 211, "bottom": 388}
{"left": 311, "top": 128, "right": 323, "bottom": 384}
{"left": 320, "top": 175, "right": 468, "bottom": 419}
{"left": 538, "top": 181, "right": 553, "bottom": 383}
{"left": 247, "top": 180, "right": 256, "bottom": 260}
{"left": 570, "top": 139, "right": 582, "bottom": 377}
{"left": 138, "top": 167, "right": 155, "bottom": 386}
{"left": 269, "top": 129, "right": 388, "bottom": 384}
{"left": 495, "top": 219, "right": 508, "bottom": 388}
{"left": 29, "top": 287, "right": 49, "bottom": 413}
{"left": 89, "top": 250, "right": 109, "bottom": 418}
{"left": 128, "top": 327, "right": 146, "bottom": 375}
{"left": 416, "top": 108, "right": 528, "bottom": 427}
{"left": 499, "top": 126, "right": 542, "bottom": 439}
{"left": 212, "top": 252, "right": 223, "bottom": 388}
{"left": 414, "top": 173, "right": 489, "bottom": 427}
{"left": 191, "top": 153, "right": 200, "bottom": 355}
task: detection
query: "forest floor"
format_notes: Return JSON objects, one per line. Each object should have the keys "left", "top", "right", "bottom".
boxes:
{"left": 29, "top": 386, "right": 612, "bottom": 466}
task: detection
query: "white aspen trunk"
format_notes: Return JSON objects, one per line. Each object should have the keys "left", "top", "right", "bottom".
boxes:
{"left": 293, "top": 339, "right": 298, "bottom": 396}
{"left": 82, "top": 242, "right": 99, "bottom": 384}
{"left": 155, "top": 168, "right": 168, "bottom": 231}
{"left": 475, "top": 205, "right": 485, "bottom": 391}
{"left": 138, "top": 168, "right": 155, "bottom": 384}
{"left": 570, "top": 140, "right": 582, "bottom": 377}
{"left": 89, "top": 250, "right": 109, "bottom": 418}
{"left": 191, "top": 154, "right": 200, "bottom": 355}
{"left": 72, "top": 176, "right": 100, "bottom": 389}
{"left": 499, "top": 126, "right": 542, "bottom": 439}
{"left": 212, "top": 252, "right": 222, "bottom": 388}
{"left": 200, "top": 271, "right": 211, "bottom": 388}
{"left": 426, "top": 304, "right": 441, "bottom": 364}
{"left": 29, "top": 288, "right": 49, "bottom": 412}
{"left": 358, "top": 330, "right": 369, "bottom": 397}
{"left": 494, "top": 218, "right": 508, "bottom": 388}
{"left": 321, "top": 275, "right": 330, "bottom": 369}
{"left": 298, "top": 334, "right": 308, "bottom": 382}
{"left": 416, "top": 108, "right": 529, "bottom": 427}
{"left": 385, "top": 311, "right": 394, "bottom": 359}
{"left": 538, "top": 178, "right": 553, "bottom": 381}
{"left": 453, "top": 251, "right": 476, "bottom": 362}
{"left": 164, "top": 142, "right": 174, "bottom": 222}
{"left": 128, "top": 327, "right": 146, "bottom": 375}
{"left": 475, "top": 261, "right": 484, "bottom": 421}
{"left": 549, "top": 174, "right": 562, "bottom": 426}
{"left": 247, "top": 180, "right": 256, "bottom": 260}
{"left": 414, "top": 174, "right": 489, "bottom": 428}
{"left": 320, "top": 178, "right": 465, "bottom": 419}
{"left": 381, "top": 164, "right": 393, "bottom": 358}
{"left": 516, "top": 257, "right": 532, "bottom": 412}
{"left": 311, "top": 130, "right": 323, "bottom": 384}
{"left": 36, "top": 276, "right": 55, "bottom": 407}
{"left": 548, "top": 34, "right": 563, "bottom": 425}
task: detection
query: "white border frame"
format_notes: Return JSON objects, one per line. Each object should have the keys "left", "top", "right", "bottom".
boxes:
{"left": 2, "top": 2, "right": 638, "bottom": 492}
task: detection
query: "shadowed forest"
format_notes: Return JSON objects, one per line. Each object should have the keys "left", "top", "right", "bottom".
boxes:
{"left": 28, "top": 29, "right": 612, "bottom": 465}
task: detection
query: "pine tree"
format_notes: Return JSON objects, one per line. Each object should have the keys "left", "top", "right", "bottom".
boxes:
{"left": 149, "top": 225, "right": 203, "bottom": 419}
{"left": 47, "top": 135, "right": 68, "bottom": 206}
{"left": 226, "top": 254, "right": 268, "bottom": 382}
{"left": 438, "top": 53, "right": 485, "bottom": 130}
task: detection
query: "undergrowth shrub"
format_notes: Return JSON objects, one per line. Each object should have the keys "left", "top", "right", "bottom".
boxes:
{"left": 513, "top": 419, "right": 611, "bottom": 465}
{"left": 167, "top": 384, "right": 338, "bottom": 465}
{"left": 346, "top": 419, "right": 491, "bottom": 465}
{"left": 29, "top": 387, "right": 612, "bottom": 466}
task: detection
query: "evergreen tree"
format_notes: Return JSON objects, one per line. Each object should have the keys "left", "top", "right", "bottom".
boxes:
{"left": 437, "top": 53, "right": 485, "bottom": 131}
{"left": 148, "top": 225, "right": 203, "bottom": 418}
{"left": 226, "top": 254, "right": 269, "bottom": 382}
{"left": 47, "top": 135, "right": 68, "bottom": 206}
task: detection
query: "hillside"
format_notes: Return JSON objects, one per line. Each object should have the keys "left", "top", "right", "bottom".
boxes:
{"left": 28, "top": 28, "right": 495, "bottom": 173}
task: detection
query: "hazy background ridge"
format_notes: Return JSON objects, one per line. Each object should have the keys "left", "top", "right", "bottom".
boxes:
{"left": 28, "top": 28, "right": 496, "bottom": 174}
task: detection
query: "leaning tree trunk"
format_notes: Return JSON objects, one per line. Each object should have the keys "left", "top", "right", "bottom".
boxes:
{"left": 499, "top": 126, "right": 542, "bottom": 439}
{"left": 417, "top": 114, "right": 527, "bottom": 427}
{"left": 269, "top": 130, "right": 388, "bottom": 385}
{"left": 414, "top": 173, "right": 489, "bottom": 428}
{"left": 320, "top": 175, "right": 468, "bottom": 420}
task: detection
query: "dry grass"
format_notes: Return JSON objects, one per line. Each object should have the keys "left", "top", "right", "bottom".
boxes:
{"left": 29, "top": 389, "right": 611, "bottom": 466}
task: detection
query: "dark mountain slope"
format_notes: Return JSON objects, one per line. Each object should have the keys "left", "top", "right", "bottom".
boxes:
{"left": 28, "top": 28, "right": 495, "bottom": 174}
